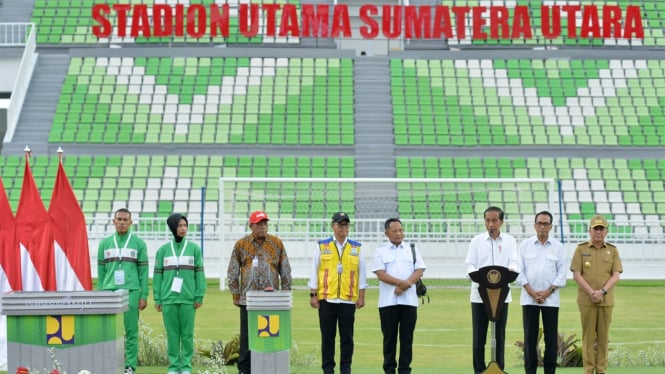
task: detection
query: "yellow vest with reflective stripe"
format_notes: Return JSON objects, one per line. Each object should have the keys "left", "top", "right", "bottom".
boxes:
{"left": 316, "top": 238, "right": 362, "bottom": 301}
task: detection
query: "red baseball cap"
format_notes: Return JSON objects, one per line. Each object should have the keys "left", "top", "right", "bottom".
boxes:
{"left": 249, "top": 211, "right": 270, "bottom": 224}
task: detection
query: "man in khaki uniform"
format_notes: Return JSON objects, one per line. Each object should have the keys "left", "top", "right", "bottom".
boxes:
{"left": 570, "top": 215, "right": 623, "bottom": 374}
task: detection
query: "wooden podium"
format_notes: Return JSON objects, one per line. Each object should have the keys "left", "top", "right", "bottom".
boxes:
{"left": 469, "top": 266, "right": 518, "bottom": 374}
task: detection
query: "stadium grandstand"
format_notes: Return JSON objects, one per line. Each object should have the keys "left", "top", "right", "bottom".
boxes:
{"left": 0, "top": 0, "right": 664, "bottom": 287}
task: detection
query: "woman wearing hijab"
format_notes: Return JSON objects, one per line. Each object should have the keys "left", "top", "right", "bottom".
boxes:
{"left": 153, "top": 213, "right": 207, "bottom": 374}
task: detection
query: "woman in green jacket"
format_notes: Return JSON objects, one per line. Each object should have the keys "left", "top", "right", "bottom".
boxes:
{"left": 153, "top": 213, "right": 207, "bottom": 374}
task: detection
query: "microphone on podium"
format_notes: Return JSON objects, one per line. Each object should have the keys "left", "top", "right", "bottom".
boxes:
{"left": 489, "top": 229, "right": 495, "bottom": 265}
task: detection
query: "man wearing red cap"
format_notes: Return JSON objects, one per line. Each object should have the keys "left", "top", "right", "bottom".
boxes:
{"left": 570, "top": 214, "right": 623, "bottom": 374}
{"left": 227, "top": 210, "right": 292, "bottom": 374}
{"left": 308, "top": 212, "right": 367, "bottom": 374}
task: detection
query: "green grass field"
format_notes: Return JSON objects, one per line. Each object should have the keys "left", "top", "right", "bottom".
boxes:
{"left": 132, "top": 279, "right": 665, "bottom": 373}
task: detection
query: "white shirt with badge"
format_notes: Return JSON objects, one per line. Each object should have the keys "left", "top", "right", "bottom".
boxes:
{"left": 371, "top": 241, "right": 426, "bottom": 308}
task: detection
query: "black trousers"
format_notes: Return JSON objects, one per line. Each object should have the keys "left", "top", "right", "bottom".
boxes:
{"left": 523, "top": 305, "right": 559, "bottom": 374}
{"left": 238, "top": 305, "right": 251, "bottom": 374}
{"left": 318, "top": 300, "right": 356, "bottom": 374}
{"left": 379, "top": 304, "right": 418, "bottom": 374}
{"left": 471, "top": 302, "right": 509, "bottom": 374}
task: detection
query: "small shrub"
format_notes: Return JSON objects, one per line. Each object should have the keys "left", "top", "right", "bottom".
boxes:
{"left": 557, "top": 332, "right": 583, "bottom": 367}
{"left": 290, "top": 340, "right": 319, "bottom": 367}
{"left": 137, "top": 320, "right": 169, "bottom": 366}
{"left": 514, "top": 330, "right": 583, "bottom": 367}
{"left": 610, "top": 343, "right": 665, "bottom": 367}
{"left": 195, "top": 338, "right": 230, "bottom": 374}
{"left": 196, "top": 333, "right": 240, "bottom": 367}
{"left": 197, "top": 335, "right": 319, "bottom": 370}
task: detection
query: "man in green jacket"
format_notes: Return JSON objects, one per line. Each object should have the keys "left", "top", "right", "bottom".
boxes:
{"left": 97, "top": 208, "right": 149, "bottom": 374}
{"left": 154, "top": 213, "right": 207, "bottom": 374}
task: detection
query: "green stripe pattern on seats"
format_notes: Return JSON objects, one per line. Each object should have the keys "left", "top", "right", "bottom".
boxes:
{"left": 395, "top": 156, "right": 665, "bottom": 237}
{"left": 391, "top": 59, "right": 665, "bottom": 147}
{"left": 0, "top": 155, "right": 355, "bottom": 223}
{"left": 32, "top": 0, "right": 301, "bottom": 45}
{"left": 1, "top": 154, "right": 663, "bottom": 237}
{"left": 51, "top": 56, "right": 353, "bottom": 145}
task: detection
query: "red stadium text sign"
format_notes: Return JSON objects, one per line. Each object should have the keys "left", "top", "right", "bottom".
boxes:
{"left": 91, "top": 4, "right": 644, "bottom": 40}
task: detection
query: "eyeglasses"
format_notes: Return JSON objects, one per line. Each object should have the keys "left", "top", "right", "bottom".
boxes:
{"left": 592, "top": 226, "right": 606, "bottom": 231}
{"left": 535, "top": 222, "right": 552, "bottom": 227}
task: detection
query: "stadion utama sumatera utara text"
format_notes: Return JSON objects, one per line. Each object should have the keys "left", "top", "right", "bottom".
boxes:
{"left": 91, "top": 4, "right": 644, "bottom": 40}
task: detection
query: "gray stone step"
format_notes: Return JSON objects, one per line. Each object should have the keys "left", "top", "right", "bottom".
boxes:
{"left": 0, "top": 0, "right": 35, "bottom": 22}
{"left": 352, "top": 56, "right": 397, "bottom": 217}
{"left": 4, "top": 54, "right": 69, "bottom": 155}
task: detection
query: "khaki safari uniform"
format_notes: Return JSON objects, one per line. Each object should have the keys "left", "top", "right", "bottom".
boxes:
{"left": 570, "top": 241, "right": 623, "bottom": 374}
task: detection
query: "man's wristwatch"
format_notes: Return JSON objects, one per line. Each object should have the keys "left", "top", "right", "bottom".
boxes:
{"left": 309, "top": 292, "right": 317, "bottom": 297}
{"left": 549, "top": 287, "right": 556, "bottom": 293}
{"left": 601, "top": 288, "right": 607, "bottom": 295}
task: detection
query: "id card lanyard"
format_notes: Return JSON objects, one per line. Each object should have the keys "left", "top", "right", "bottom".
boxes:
{"left": 113, "top": 232, "right": 131, "bottom": 285}
{"left": 336, "top": 240, "right": 346, "bottom": 274}
{"left": 170, "top": 239, "right": 189, "bottom": 275}
{"left": 113, "top": 232, "right": 132, "bottom": 263}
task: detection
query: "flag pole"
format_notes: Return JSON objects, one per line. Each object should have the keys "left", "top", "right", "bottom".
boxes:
{"left": 57, "top": 146, "right": 64, "bottom": 163}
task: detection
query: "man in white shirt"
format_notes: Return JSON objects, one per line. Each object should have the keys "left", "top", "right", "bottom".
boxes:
{"left": 372, "top": 218, "right": 426, "bottom": 374}
{"left": 516, "top": 211, "right": 567, "bottom": 374}
{"left": 464, "top": 206, "right": 520, "bottom": 374}
{"left": 309, "top": 212, "right": 367, "bottom": 374}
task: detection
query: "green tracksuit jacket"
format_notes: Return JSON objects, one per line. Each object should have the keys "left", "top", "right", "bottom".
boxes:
{"left": 153, "top": 239, "right": 207, "bottom": 305}
{"left": 97, "top": 232, "right": 149, "bottom": 296}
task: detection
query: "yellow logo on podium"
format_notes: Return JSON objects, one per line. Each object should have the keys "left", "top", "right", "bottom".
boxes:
{"left": 257, "top": 314, "right": 280, "bottom": 337}
{"left": 46, "top": 315, "right": 75, "bottom": 344}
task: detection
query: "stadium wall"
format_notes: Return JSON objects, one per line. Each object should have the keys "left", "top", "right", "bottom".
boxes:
{"left": 86, "top": 238, "right": 665, "bottom": 282}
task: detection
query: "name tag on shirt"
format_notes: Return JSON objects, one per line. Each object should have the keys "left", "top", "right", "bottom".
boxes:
{"left": 171, "top": 277, "right": 183, "bottom": 293}
{"left": 114, "top": 270, "right": 125, "bottom": 285}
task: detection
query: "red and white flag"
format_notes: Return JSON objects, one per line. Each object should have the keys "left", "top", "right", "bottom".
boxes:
{"left": 15, "top": 154, "right": 55, "bottom": 291}
{"left": 49, "top": 157, "right": 92, "bottom": 291}
{"left": 0, "top": 177, "right": 21, "bottom": 293}
{"left": 0, "top": 177, "right": 17, "bottom": 374}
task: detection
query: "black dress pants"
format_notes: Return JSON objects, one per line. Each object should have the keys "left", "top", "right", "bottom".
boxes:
{"left": 471, "top": 302, "right": 509, "bottom": 374}
{"left": 238, "top": 305, "right": 251, "bottom": 374}
{"left": 379, "top": 304, "right": 418, "bottom": 374}
{"left": 523, "top": 304, "right": 559, "bottom": 374}
{"left": 318, "top": 300, "right": 356, "bottom": 374}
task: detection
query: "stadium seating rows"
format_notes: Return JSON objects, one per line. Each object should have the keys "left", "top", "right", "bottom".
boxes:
{"left": 0, "top": 155, "right": 355, "bottom": 224}
{"left": 50, "top": 56, "right": 354, "bottom": 145}
{"left": 392, "top": 58, "right": 665, "bottom": 146}
{"left": 51, "top": 56, "right": 665, "bottom": 147}
{"left": 396, "top": 157, "right": 665, "bottom": 236}
{"left": 1, "top": 155, "right": 663, "bottom": 236}
{"left": 31, "top": 0, "right": 302, "bottom": 45}
{"left": 30, "top": 0, "right": 665, "bottom": 47}
{"left": 3, "top": 0, "right": 663, "bottom": 244}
